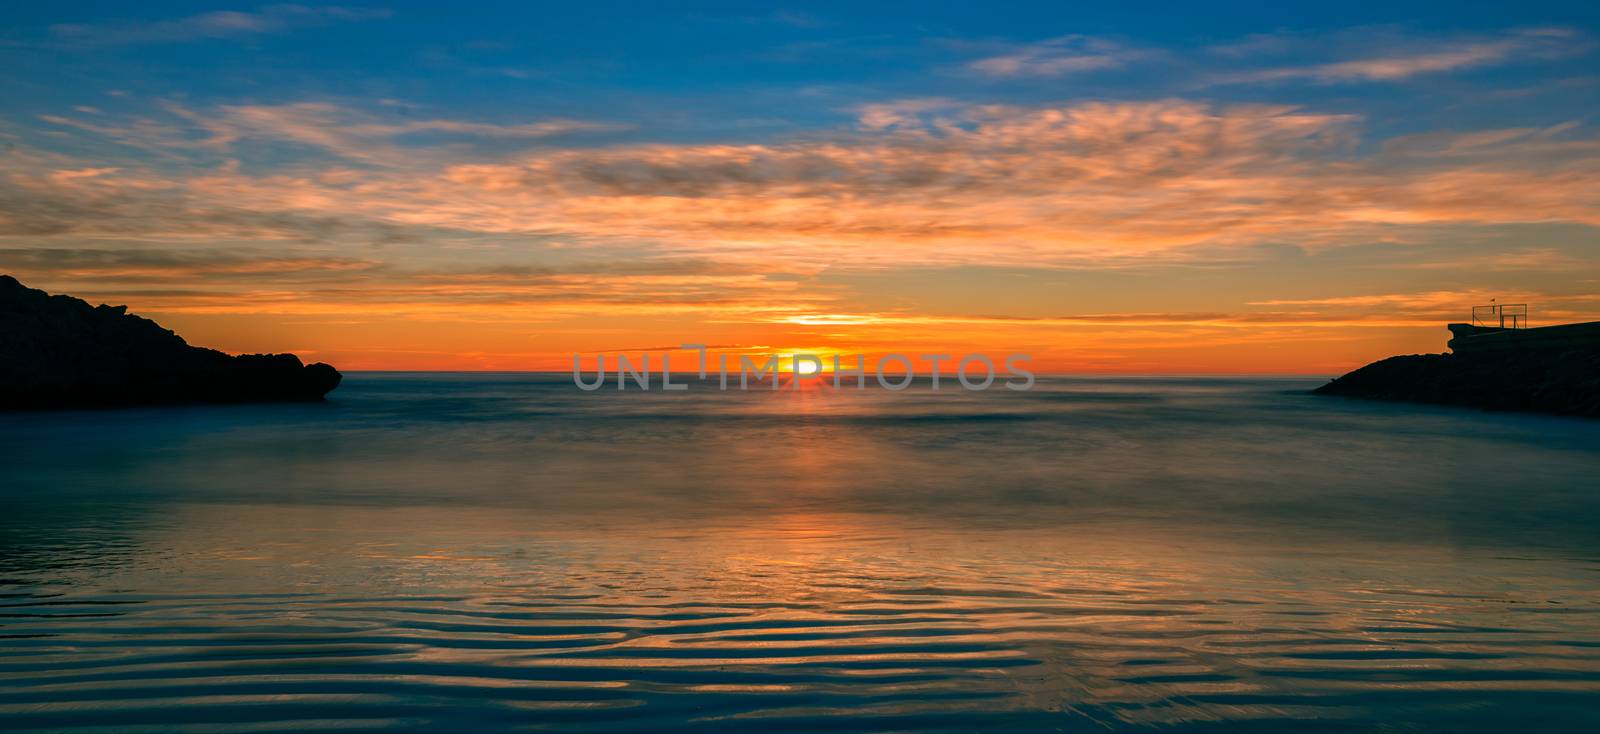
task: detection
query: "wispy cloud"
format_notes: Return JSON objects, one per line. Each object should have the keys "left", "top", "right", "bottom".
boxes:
{"left": 0, "top": 247, "right": 383, "bottom": 280}
{"left": 13, "top": 98, "right": 1599, "bottom": 271}
{"left": 50, "top": 5, "right": 390, "bottom": 47}
{"left": 759, "top": 10, "right": 823, "bottom": 29}
{"left": 39, "top": 101, "right": 624, "bottom": 165}
{"left": 0, "top": 246, "right": 829, "bottom": 322}
{"left": 1250, "top": 290, "right": 1514, "bottom": 308}
{"left": 1244, "top": 289, "right": 1600, "bottom": 328}
{"left": 1206, "top": 33, "right": 1297, "bottom": 59}
{"left": 1215, "top": 27, "right": 1589, "bottom": 84}
{"left": 964, "top": 35, "right": 1146, "bottom": 78}
{"left": 187, "top": 102, "right": 623, "bottom": 160}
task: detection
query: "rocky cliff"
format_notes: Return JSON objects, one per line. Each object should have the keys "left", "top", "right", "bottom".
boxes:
{"left": 1314, "top": 341, "right": 1600, "bottom": 417}
{"left": 0, "top": 275, "right": 341, "bottom": 410}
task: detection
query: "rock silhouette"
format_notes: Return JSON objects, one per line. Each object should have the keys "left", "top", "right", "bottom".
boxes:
{"left": 1, "top": 275, "right": 341, "bottom": 410}
{"left": 1314, "top": 345, "right": 1600, "bottom": 417}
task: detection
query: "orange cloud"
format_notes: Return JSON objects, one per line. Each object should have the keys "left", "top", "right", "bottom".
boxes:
{"left": 4, "top": 97, "right": 1598, "bottom": 372}
{"left": 15, "top": 99, "right": 1600, "bottom": 265}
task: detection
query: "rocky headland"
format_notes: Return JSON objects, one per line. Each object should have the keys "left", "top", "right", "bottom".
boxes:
{"left": 1314, "top": 322, "right": 1600, "bottom": 417}
{"left": 0, "top": 275, "right": 341, "bottom": 410}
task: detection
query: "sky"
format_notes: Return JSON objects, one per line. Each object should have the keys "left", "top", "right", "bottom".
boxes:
{"left": 1, "top": 1, "right": 1597, "bottom": 373}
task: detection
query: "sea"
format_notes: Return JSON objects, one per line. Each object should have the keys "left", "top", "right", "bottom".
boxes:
{"left": 2, "top": 373, "right": 1598, "bottom": 732}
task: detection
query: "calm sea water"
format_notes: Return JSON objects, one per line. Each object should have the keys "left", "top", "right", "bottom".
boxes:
{"left": 2, "top": 374, "right": 1598, "bottom": 732}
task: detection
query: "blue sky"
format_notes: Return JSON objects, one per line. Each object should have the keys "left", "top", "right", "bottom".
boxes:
{"left": 6, "top": 2, "right": 1596, "bottom": 149}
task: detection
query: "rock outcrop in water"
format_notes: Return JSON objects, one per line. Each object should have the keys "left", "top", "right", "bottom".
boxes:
{"left": 0, "top": 275, "right": 340, "bottom": 410}
{"left": 1314, "top": 334, "right": 1600, "bottom": 417}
